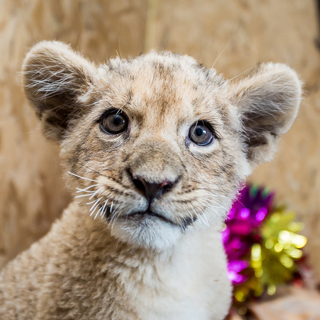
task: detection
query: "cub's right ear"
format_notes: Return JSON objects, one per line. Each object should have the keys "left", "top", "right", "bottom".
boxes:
{"left": 23, "top": 41, "right": 99, "bottom": 141}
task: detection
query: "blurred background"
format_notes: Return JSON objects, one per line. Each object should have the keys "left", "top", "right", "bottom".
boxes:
{"left": 0, "top": 0, "right": 320, "bottom": 318}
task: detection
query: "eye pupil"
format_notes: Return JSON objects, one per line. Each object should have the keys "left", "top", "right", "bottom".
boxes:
{"left": 113, "top": 115, "right": 122, "bottom": 126}
{"left": 189, "top": 121, "right": 215, "bottom": 146}
{"left": 195, "top": 127, "right": 204, "bottom": 136}
{"left": 100, "top": 109, "right": 128, "bottom": 134}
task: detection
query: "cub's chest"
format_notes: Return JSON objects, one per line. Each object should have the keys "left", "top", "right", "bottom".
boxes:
{"left": 119, "top": 232, "right": 231, "bottom": 320}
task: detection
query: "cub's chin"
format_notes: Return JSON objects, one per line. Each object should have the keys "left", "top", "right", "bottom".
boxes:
{"left": 110, "top": 213, "right": 183, "bottom": 251}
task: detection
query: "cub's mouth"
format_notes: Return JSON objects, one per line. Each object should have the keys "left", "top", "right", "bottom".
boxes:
{"left": 101, "top": 206, "right": 174, "bottom": 225}
{"left": 103, "top": 206, "right": 197, "bottom": 229}
{"left": 126, "top": 210, "right": 177, "bottom": 226}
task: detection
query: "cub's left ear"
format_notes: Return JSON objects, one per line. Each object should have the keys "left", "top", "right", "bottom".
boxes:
{"left": 230, "top": 63, "right": 302, "bottom": 167}
{"left": 23, "top": 41, "right": 99, "bottom": 141}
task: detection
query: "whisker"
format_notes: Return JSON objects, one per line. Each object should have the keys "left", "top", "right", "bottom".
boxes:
{"left": 198, "top": 208, "right": 210, "bottom": 226}
{"left": 77, "top": 162, "right": 113, "bottom": 178}
{"left": 187, "top": 209, "right": 198, "bottom": 230}
{"left": 110, "top": 202, "right": 114, "bottom": 213}
{"left": 95, "top": 199, "right": 108, "bottom": 218}
{"left": 94, "top": 201, "right": 103, "bottom": 219}
{"left": 89, "top": 187, "right": 103, "bottom": 200}
{"left": 100, "top": 200, "right": 109, "bottom": 217}
{"left": 90, "top": 198, "right": 103, "bottom": 217}
{"left": 211, "top": 25, "right": 239, "bottom": 69}
{"left": 192, "top": 208, "right": 205, "bottom": 226}
{"left": 90, "top": 197, "right": 102, "bottom": 212}
{"left": 190, "top": 205, "right": 210, "bottom": 227}
{"left": 227, "top": 65, "right": 255, "bottom": 82}
{"left": 75, "top": 193, "right": 94, "bottom": 199}
{"left": 68, "top": 171, "right": 98, "bottom": 183}
{"left": 76, "top": 184, "right": 99, "bottom": 193}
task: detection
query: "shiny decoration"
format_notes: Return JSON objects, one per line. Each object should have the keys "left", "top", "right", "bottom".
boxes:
{"left": 222, "top": 184, "right": 307, "bottom": 310}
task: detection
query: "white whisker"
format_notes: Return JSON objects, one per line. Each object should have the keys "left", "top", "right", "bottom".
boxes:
{"left": 96, "top": 199, "right": 108, "bottom": 218}
{"left": 89, "top": 187, "right": 103, "bottom": 200}
{"left": 100, "top": 200, "right": 109, "bottom": 217}
{"left": 192, "top": 208, "right": 209, "bottom": 227}
{"left": 75, "top": 193, "right": 94, "bottom": 199}
{"left": 76, "top": 184, "right": 99, "bottom": 193}
{"left": 94, "top": 202, "right": 103, "bottom": 219}
{"left": 110, "top": 202, "right": 114, "bottom": 213}
{"left": 68, "top": 171, "right": 98, "bottom": 183}
{"left": 90, "top": 197, "right": 102, "bottom": 213}
{"left": 90, "top": 198, "right": 102, "bottom": 217}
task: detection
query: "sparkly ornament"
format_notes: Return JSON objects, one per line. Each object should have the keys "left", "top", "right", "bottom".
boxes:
{"left": 222, "top": 184, "right": 307, "bottom": 312}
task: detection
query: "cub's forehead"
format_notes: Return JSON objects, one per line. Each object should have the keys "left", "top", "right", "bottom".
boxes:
{"left": 96, "top": 51, "right": 227, "bottom": 121}
{"left": 103, "top": 51, "right": 225, "bottom": 88}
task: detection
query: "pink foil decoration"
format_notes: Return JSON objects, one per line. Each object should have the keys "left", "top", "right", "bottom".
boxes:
{"left": 223, "top": 185, "right": 274, "bottom": 285}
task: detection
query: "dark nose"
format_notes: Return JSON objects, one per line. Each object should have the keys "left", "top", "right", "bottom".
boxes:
{"left": 131, "top": 176, "right": 174, "bottom": 202}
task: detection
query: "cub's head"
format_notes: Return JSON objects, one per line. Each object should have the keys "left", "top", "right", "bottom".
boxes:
{"left": 23, "top": 41, "right": 301, "bottom": 250}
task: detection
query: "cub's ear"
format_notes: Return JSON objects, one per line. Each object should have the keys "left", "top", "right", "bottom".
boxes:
{"left": 230, "top": 63, "right": 302, "bottom": 167}
{"left": 23, "top": 41, "right": 98, "bottom": 141}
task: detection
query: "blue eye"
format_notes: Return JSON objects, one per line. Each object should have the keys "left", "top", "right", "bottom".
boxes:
{"left": 189, "top": 121, "right": 214, "bottom": 146}
{"left": 100, "top": 110, "right": 128, "bottom": 134}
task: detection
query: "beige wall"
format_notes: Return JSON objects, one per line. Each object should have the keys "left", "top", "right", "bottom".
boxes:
{"left": 0, "top": 0, "right": 147, "bottom": 268}
{"left": 1, "top": 0, "right": 320, "bottom": 280}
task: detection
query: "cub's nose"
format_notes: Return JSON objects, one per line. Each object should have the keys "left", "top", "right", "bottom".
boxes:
{"left": 131, "top": 175, "right": 174, "bottom": 202}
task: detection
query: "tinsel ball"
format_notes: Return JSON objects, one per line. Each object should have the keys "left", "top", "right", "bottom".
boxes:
{"left": 223, "top": 184, "right": 307, "bottom": 309}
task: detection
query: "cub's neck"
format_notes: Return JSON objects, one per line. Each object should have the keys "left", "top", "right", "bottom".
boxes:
{"left": 56, "top": 200, "right": 223, "bottom": 265}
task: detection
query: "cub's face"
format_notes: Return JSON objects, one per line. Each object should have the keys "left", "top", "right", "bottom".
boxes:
{"left": 23, "top": 41, "right": 301, "bottom": 250}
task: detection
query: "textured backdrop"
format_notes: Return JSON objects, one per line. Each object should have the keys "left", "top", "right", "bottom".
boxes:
{"left": 1, "top": 0, "right": 320, "bottom": 281}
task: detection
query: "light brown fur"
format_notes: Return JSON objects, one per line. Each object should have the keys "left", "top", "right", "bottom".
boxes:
{"left": 0, "top": 41, "right": 301, "bottom": 319}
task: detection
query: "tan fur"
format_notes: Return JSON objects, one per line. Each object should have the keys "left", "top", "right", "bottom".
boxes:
{"left": 0, "top": 41, "right": 302, "bottom": 319}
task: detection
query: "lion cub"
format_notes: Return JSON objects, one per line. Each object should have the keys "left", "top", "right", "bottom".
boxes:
{"left": 0, "top": 41, "right": 301, "bottom": 320}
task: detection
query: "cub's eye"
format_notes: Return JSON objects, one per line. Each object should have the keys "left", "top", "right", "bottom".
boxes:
{"left": 189, "top": 121, "right": 215, "bottom": 146}
{"left": 100, "top": 110, "right": 128, "bottom": 134}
